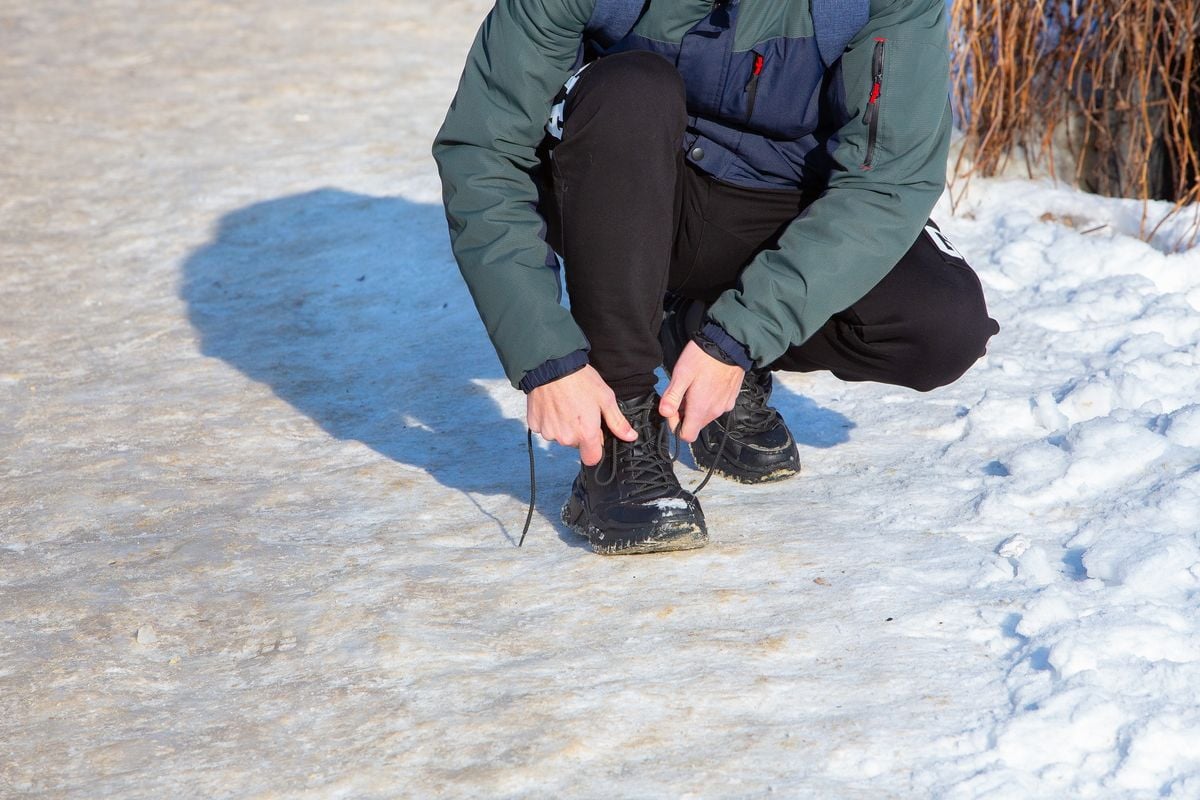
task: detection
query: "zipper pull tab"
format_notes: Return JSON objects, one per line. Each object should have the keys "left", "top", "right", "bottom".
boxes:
{"left": 745, "top": 52, "right": 764, "bottom": 91}
{"left": 862, "top": 38, "right": 886, "bottom": 168}
{"left": 863, "top": 79, "right": 880, "bottom": 125}
{"left": 863, "top": 38, "right": 885, "bottom": 126}
{"left": 745, "top": 51, "right": 763, "bottom": 118}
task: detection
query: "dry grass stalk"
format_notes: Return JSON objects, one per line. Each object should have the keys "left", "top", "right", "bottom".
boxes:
{"left": 950, "top": 0, "right": 1200, "bottom": 250}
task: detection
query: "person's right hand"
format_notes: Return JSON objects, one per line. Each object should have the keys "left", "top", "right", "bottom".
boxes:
{"left": 527, "top": 365, "right": 637, "bottom": 466}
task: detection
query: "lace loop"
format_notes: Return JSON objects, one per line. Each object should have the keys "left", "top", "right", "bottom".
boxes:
{"left": 594, "top": 438, "right": 619, "bottom": 486}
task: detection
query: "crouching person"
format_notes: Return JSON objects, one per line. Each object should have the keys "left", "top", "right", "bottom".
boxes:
{"left": 432, "top": 0, "right": 998, "bottom": 555}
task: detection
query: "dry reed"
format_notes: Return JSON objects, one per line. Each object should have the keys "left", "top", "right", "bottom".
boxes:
{"left": 949, "top": 0, "right": 1200, "bottom": 249}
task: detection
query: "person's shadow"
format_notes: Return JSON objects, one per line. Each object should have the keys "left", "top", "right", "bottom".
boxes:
{"left": 180, "top": 188, "right": 854, "bottom": 545}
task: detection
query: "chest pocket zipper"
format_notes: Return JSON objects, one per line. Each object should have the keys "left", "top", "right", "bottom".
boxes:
{"left": 862, "top": 38, "right": 885, "bottom": 169}
{"left": 744, "top": 51, "right": 764, "bottom": 120}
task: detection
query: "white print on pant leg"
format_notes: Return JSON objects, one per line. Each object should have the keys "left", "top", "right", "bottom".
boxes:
{"left": 925, "top": 223, "right": 966, "bottom": 261}
{"left": 546, "top": 63, "right": 592, "bottom": 140}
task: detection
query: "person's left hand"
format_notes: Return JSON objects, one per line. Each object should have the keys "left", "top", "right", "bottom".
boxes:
{"left": 659, "top": 341, "right": 745, "bottom": 442}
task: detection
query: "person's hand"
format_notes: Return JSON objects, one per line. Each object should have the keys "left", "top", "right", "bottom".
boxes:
{"left": 527, "top": 365, "right": 638, "bottom": 466}
{"left": 659, "top": 341, "right": 745, "bottom": 442}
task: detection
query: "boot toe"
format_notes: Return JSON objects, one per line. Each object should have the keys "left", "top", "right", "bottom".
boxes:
{"left": 563, "top": 488, "right": 708, "bottom": 555}
{"left": 695, "top": 422, "right": 801, "bottom": 483}
{"left": 592, "top": 494, "right": 707, "bottom": 553}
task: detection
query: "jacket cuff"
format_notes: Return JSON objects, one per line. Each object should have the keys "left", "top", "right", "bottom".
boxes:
{"left": 696, "top": 321, "right": 753, "bottom": 371}
{"left": 519, "top": 349, "right": 589, "bottom": 393}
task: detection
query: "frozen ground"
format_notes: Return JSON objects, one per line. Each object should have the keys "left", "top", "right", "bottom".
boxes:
{"left": 3, "top": 2, "right": 1199, "bottom": 797}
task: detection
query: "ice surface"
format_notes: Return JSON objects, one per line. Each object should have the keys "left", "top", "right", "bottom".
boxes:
{"left": 2, "top": 1, "right": 1199, "bottom": 797}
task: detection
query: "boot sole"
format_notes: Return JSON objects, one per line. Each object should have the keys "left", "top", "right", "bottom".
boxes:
{"left": 561, "top": 499, "right": 708, "bottom": 556}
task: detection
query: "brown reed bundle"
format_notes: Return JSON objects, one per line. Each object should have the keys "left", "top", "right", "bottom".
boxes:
{"left": 950, "top": 0, "right": 1200, "bottom": 248}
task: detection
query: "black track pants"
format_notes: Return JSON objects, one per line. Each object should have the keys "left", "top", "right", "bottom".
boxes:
{"left": 545, "top": 50, "right": 999, "bottom": 399}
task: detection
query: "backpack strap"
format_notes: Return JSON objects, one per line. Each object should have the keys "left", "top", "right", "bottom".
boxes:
{"left": 812, "top": 0, "right": 870, "bottom": 67}
{"left": 585, "top": 0, "right": 649, "bottom": 49}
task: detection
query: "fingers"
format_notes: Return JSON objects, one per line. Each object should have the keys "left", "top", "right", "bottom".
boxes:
{"left": 532, "top": 417, "right": 603, "bottom": 464}
{"left": 679, "top": 409, "right": 706, "bottom": 443}
{"left": 678, "top": 393, "right": 736, "bottom": 442}
{"left": 578, "top": 429, "right": 604, "bottom": 467}
{"left": 601, "top": 400, "right": 637, "bottom": 443}
{"left": 663, "top": 374, "right": 707, "bottom": 442}
{"left": 527, "top": 365, "right": 631, "bottom": 465}
{"left": 660, "top": 366, "right": 692, "bottom": 434}
{"left": 660, "top": 341, "right": 745, "bottom": 442}
{"left": 659, "top": 392, "right": 685, "bottom": 440}
{"left": 677, "top": 390, "right": 714, "bottom": 442}
{"left": 663, "top": 411, "right": 681, "bottom": 435}
{"left": 659, "top": 381, "right": 685, "bottom": 421}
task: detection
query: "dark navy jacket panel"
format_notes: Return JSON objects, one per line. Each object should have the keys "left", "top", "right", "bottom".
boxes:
{"left": 599, "top": 11, "right": 842, "bottom": 191}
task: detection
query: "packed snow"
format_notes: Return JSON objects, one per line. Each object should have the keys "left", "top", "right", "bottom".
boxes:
{"left": 2, "top": 1, "right": 1198, "bottom": 797}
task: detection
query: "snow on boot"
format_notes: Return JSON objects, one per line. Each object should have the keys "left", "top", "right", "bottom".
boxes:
{"left": 561, "top": 392, "right": 708, "bottom": 555}
{"left": 660, "top": 294, "right": 801, "bottom": 484}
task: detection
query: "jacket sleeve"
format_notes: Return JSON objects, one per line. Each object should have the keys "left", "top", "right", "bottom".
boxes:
{"left": 705, "top": 0, "right": 952, "bottom": 367}
{"left": 432, "top": 0, "right": 596, "bottom": 388}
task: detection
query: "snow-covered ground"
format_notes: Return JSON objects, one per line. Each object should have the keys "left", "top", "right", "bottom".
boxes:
{"left": 3, "top": 2, "right": 1199, "bottom": 797}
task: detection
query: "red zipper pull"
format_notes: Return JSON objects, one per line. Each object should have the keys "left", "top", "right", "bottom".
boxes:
{"left": 745, "top": 51, "right": 764, "bottom": 118}
{"left": 862, "top": 38, "right": 886, "bottom": 167}
{"left": 863, "top": 38, "right": 886, "bottom": 126}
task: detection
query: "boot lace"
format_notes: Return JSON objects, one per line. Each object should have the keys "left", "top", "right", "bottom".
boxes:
{"left": 593, "top": 395, "right": 681, "bottom": 498}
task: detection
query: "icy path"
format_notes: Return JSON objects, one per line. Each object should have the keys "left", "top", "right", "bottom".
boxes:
{"left": 3, "top": 2, "right": 1199, "bottom": 797}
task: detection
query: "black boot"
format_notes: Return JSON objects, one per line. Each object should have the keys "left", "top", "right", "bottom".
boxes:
{"left": 561, "top": 392, "right": 708, "bottom": 555}
{"left": 660, "top": 295, "right": 801, "bottom": 484}
{"left": 692, "top": 369, "right": 801, "bottom": 482}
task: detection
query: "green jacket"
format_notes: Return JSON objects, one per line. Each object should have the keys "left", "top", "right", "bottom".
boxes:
{"left": 433, "top": 0, "right": 952, "bottom": 388}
